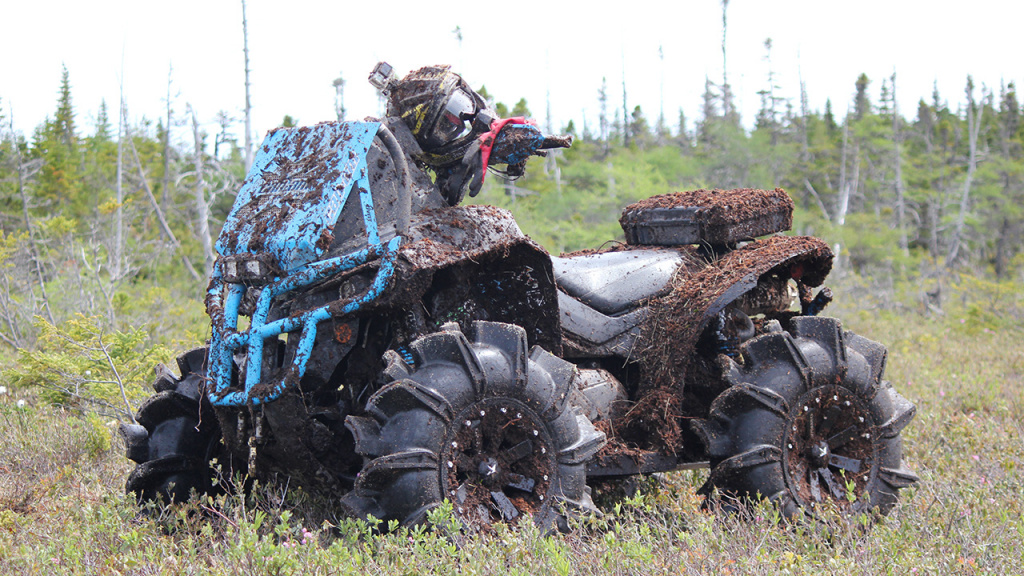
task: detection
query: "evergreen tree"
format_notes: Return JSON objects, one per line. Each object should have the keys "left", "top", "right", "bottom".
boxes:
{"left": 697, "top": 76, "right": 718, "bottom": 147}
{"left": 998, "top": 81, "right": 1020, "bottom": 156}
{"left": 824, "top": 99, "right": 837, "bottom": 136}
{"left": 0, "top": 97, "right": 13, "bottom": 218}
{"left": 564, "top": 119, "right": 577, "bottom": 138}
{"left": 511, "top": 98, "right": 531, "bottom": 118}
{"left": 854, "top": 73, "right": 871, "bottom": 121}
{"left": 630, "top": 105, "right": 651, "bottom": 149}
{"left": 477, "top": 85, "right": 494, "bottom": 108}
{"left": 655, "top": 112, "right": 670, "bottom": 144}
{"left": 676, "top": 108, "right": 691, "bottom": 150}
{"left": 82, "top": 99, "right": 117, "bottom": 210}
{"left": 581, "top": 117, "right": 594, "bottom": 142}
{"left": 914, "top": 99, "right": 934, "bottom": 153}
{"left": 755, "top": 38, "right": 784, "bottom": 140}
{"left": 32, "top": 66, "right": 84, "bottom": 214}
{"left": 879, "top": 78, "right": 892, "bottom": 117}
{"left": 94, "top": 101, "right": 111, "bottom": 142}
{"left": 53, "top": 66, "right": 77, "bottom": 152}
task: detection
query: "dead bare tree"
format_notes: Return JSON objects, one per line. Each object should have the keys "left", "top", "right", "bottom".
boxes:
{"left": 124, "top": 125, "right": 201, "bottom": 282}
{"left": 6, "top": 108, "right": 54, "bottom": 325}
{"left": 114, "top": 89, "right": 125, "bottom": 280}
{"left": 837, "top": 106, "right": 853, "bottom": 227}
{"left": 891, "top": 73, "right": 909, "bottom": 257}
{"left": 161, "top": 64, "right": 176, "bottom": 210}
{"left": 241, "top": 0, "right": 254, "bottom": 173}
{"left": 333, "top": 75, "right": 346, "bottom": 121}
{"left": 598, "top": 77, "right": 610, "bottom": 156}
{"left": 947, "top": 77, "right": 983, "bottom": 267}
{"left": 720, "top": 0, "right": 736, "bottom": 123}
{"left": 657, "top": 45, "right": 667, "bottom": 144}
{"left": 621, "top": 51, "right": 630, "bottom": 147}
{"left": 189, "top": 107, "right": 215, "bottom": 276}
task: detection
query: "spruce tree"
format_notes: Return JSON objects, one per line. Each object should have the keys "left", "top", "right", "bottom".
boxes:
{"left": 824, "top": 99, "right": 837, "bottom": 136}
{"left": 854, "top": 73, "right": 871, "bottom": 121}
{"left": 630, "top": 105, "right": 651, "bottom": 148}
{"left": 33, "top": 66, "right": 84, "bottom": 215}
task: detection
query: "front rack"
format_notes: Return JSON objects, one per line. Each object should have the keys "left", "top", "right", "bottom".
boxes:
{"left": 204, "top": 121, "right": 412, "bottom": 408}
{"left": 205, "top": 237, "right": 400, "bottom": 407}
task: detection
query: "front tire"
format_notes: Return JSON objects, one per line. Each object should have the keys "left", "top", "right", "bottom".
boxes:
{"left": 342, "top": 321, "right": 605, "bottom": 531}
{"left": 120, "top": 348, "right": 225, "bottom": 504}
{"left": 693, "top": 316, "right": 918, "bottom": 518}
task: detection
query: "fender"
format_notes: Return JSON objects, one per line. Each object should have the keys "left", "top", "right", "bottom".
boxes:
{"left": 639, "top": 235, "right": 833, "bottom": 388}
{"left": 398, "top": 204, "right": 539, "bottom": 270}
{"left": 391, "top": 204, "right": 562, "bottom": 353}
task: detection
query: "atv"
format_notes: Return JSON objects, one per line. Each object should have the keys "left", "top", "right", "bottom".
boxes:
{"left": 121, "top": 63, "right": 917, "bottom": 530}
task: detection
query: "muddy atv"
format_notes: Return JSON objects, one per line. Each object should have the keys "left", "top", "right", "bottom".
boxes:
{"left": 121, "top": 65, "right": 917, "bottom": 531}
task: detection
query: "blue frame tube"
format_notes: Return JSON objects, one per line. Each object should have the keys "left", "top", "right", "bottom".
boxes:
{"left": 207, "top": 236, "right": 401, "bottom": 407}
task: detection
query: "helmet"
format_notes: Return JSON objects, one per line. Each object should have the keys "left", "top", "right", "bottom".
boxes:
{"left": 383, "top": 65, "right": 494, "bottom": 167}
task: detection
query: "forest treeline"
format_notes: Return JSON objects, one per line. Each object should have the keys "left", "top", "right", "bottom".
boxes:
{"left": 1, "top": 67, "right": 1022, "bottom": 353}
{"left": 487, "top": 73, "right": 1022, "bottom": 280}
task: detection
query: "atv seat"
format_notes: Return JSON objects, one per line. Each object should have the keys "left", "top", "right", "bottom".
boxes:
{"left": 551, "top": 250, "right": 683, "bottom": 316}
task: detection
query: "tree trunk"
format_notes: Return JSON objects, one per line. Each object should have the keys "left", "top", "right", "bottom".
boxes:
{"left": 994, "top": 216, "right": 1012, "bottom": 280}
{"left": 241, "top": 0, "right": 254, "bottom": 173}
{"left": 114, "top": 95, "right": 125, "bottom": 280}
{"left": 621, "top": 57, "right": 630, "bottom": 148}
{"left": 191, "top": 109, "right": 215, "bottom": 276}
{"left": 947, "top": 80, "right": 983, "bottom": 267}
{"left": 9, "top": 112, "right": 55, "bottom": 325}
{"left": 162, "top": 64, "right": 173, "bottom": 211}
{"left": 720, "top": 0, "right": 735, "bottom": 121}
{"left": 126, "top": 126, "right": 201, "bottom": 282}
{"left": 891, "top": 75, "right": 908, "bottom": 257}
{"left": 836, "top": 119, "right": 854, "bottom": 227}
{"left": 927, "top": 198, "right": 940, "bottom": 259}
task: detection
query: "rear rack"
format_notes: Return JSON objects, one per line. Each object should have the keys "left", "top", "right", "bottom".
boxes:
{"left": 620, "top": 188, "right": 794, "bottom": 246}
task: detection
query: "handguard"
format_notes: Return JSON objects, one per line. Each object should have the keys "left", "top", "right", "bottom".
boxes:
{"left": 440, "top": 119, "right": 573, "bottom": 204}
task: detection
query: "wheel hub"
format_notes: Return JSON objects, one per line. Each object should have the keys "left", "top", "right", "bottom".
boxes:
{"left": 809, "top": 441, "right": 831, "bottom": 467}
{"left": 478, "top": 457, "right": 500, "bottom": 480}
{"left": 783, "top": 385, "right": 879, "bottom": 510}
{"left": 440, "top": 398, "right": 555, "bottom": 528}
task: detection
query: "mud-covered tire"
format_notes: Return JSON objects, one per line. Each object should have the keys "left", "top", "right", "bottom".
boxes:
{"left": 120, "top": 348, "right": 224, "bottom": 504}
{"left": 342, "top": 321, "right": 605, "bottom": 531}
{"left": 693, "top": 316, "right": 918, "bottom": 518}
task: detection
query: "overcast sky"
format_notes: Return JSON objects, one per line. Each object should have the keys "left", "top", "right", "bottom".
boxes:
{"left": 3, "top": 1, "right": 1022, "bottom": 148}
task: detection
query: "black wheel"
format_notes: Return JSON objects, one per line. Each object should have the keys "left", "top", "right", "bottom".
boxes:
{"left": 120, "top": 348, "right": 225, "bottom": 504}
{"left": 693, "top": 316, "right": 918, "bottom": 518}
{"left": 342, "top": 321, "right": 605, "bottom": 531}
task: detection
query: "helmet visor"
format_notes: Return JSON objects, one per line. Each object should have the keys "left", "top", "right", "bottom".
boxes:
{"left": 427, "top": 89, "right": 476, "bottom": 147}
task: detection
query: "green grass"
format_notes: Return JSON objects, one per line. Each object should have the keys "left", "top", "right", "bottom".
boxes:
{"left": 2, "top": 280, "right": 1023, "bottom": 575}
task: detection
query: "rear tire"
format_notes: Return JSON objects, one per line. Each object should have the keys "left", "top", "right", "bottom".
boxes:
{"left": 342, "top": 321, "right": 605, "bottom": 531}
{"left": 121, "top": 348, "right": 225, "bottom": 504}
{"left": 693, "top": 316, "right": 918, "bottom": 518}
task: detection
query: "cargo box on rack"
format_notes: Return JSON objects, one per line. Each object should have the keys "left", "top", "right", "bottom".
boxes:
{"left": 619, "top": 188, "right": 794, "bottom": 246}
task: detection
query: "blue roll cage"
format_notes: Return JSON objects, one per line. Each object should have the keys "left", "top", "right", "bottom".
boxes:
{"left": 205, "top": 121, "right": 404, "bottom": 407}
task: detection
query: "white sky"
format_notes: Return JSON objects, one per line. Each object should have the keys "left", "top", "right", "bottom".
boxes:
{"left": 3, "top": 1, "right": 1023, "bottom": 148}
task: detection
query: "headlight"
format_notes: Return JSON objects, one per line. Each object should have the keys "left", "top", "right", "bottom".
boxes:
{"left": 221, "top": 254, "right": 279, "bottom": 284}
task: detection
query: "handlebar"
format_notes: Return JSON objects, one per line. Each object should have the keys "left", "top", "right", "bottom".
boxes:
{"left": 446, "top": 118, "right": 574, "bottom": 204}
{"left": 485, "top": 123, "right": 572, "bottom": 176}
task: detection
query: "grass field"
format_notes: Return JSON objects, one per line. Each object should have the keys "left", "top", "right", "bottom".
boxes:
{"left": 1, "top": 281, "right": 1022, "bottom": 575}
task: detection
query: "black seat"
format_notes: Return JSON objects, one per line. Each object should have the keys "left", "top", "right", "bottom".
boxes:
{"left": 551, "top": 250, "right": 683, "bottom": 316}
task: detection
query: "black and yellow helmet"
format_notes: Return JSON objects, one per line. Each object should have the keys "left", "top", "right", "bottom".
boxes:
{"left": 383, "top": 64, "right": 494, "bottom": 167}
